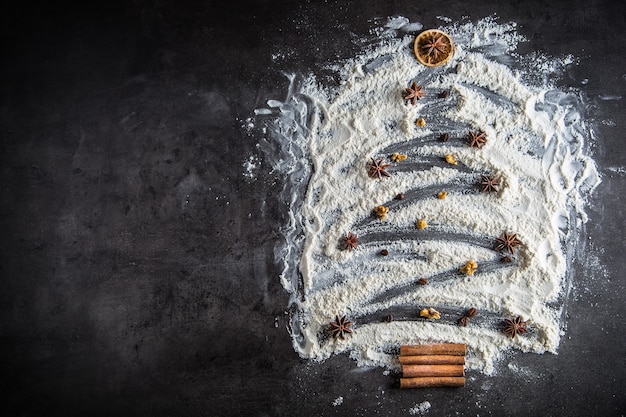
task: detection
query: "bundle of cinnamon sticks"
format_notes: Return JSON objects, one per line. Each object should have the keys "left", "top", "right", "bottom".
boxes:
{"left": 399, "top": 343, "right": 466, "bottom": 388}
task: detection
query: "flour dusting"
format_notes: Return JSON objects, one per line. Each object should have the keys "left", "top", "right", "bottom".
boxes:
{"left": 255, "top": 16, "right": 599, "bottom": 374}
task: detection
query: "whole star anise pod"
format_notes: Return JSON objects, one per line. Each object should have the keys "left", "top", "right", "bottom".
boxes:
{"left": 468, "top": 130, "right": 487, "bottom": 148}
{"left": 328, "top": 315, "right": 353, "bottom": 339}
{"left": 503, "top": 316, "right": 528, "bottom": 338}
{"left": 495, "top": 232, "right": 521, "bottom": 254}
{"left": 480, "top": 174, "right": 500, "bottom": 193}
{"left": 341, "top": 232, "right": 359, "bottom": 251}
{"left": 419, "top": 32, "right": 452, "bottom": 64}
{"left": 367, "top": 157, "right": 391, "bottom": 179}
{"left": 403, "top": 82, "right": 426, "bottom": 105}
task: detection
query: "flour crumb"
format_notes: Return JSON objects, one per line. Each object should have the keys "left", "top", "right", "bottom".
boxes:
{"left": 409, "top": 401, "right": 431, "bottom": 415}
{"left": 332, "top": 396, "right": 344, "bottom": 406}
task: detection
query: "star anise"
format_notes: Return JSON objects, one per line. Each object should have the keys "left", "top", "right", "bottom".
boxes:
{"left": 403, "top": 82, "right": 426, "bottom": 105}
{"left": 480, "top": 174, "right": 500, "bottom": 193}
{"left": 495, "top": 232, "right": 521, "bottom": 254}
{"left": 503, "top": 316, "right": 528, "bottom": 338}
{"left": 341, "top": 232, "right": 359, "bottom": 251}
{"left": 328, "top": 315, "right": 353, "bottom": 339}
{"left": 420, "top": 32, "right": 451, "bottom": 64}
{"left": 467, "top": 130, "right": 487, "bottom": 148}
{"left": 367, "top": 157, "right": 391, "bottom": 179}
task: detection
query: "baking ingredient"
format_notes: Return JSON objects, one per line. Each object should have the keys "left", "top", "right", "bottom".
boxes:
{"left": 480, "top": 175, "right": 500, "bottom": 193}
{"left": 328, "top": 315, "right": 353, "bottom": 339}
{"left": 367, "top": 157, "right": 391, "bottom": 179}
{"left": 495, "top": 232, "right": 522, "bottom": 254}
{"left": 467, "top": 130, "right": 487, "bottom": 147}
{"left": 403, "top": 82, "right": 426, "bottom": 104}
{"left": 374, "top": 205, "right": 389, "bottom": 220}
{"left": 503, "top": 316, "right": 529, "bottom": 338}
{"left": 391, "top": 152, "right": 408, "bottom": 162}
{"left": 342, "top": 232, "right": 359, "bottom": 251}
{"left": 401, "top": 376, "right": 465, "bottom": 388}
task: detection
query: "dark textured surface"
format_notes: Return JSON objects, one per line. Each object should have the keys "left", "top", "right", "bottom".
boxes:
{"left": 1, "top": 1, "right": 625, "bottom": 416}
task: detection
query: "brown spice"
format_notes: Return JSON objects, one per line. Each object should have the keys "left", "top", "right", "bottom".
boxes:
{"left": 367, "top": 157, "right": 391, "bottom": 179}
{"left": 380, "top": 249, "right": 389, "bottom": 256}
{"left": 467, "top": 130, "right": 487, "bottom": 148}
{"left": 438, "top": 90, "right": 449, "bottom": 99}
{"left": 417, "top": 278, "right": 428, "bottom": 285}
{"left": 458, "top": 307, "right": 478, "bottom": 326}
{"left": 403, "top": 82, "right": 426, "bottom": 105}
{"left": 395, "top": 193, "right": 405, "bottom": 200}
{"left": 384, "top": 314, "right": 393, "bottom": 323}
{"left": 495, "top": 232, "right": 521, "bottom": 254}
{"left": 328, "top": 315, "right": 353, "bottom": 339}
{"left": 503, "top": 316, "right": 528, "bottom": 338}
{"left": 480, "top": 174, "right": 500, "bottom": 193}
{"left": 341, "top": 232, "right": 359, "bottom": 251}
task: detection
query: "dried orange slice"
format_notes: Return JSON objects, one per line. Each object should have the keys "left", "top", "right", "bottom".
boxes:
{"left": 413, "top": 29, "right": 454, "bottom": 67}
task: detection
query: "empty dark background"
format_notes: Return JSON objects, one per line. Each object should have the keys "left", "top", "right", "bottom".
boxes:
{"left": 1, "top": 0, "right": 625, "bottom": 415}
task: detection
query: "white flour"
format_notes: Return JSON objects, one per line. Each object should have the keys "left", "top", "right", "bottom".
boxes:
{"left": 256, "top": 16, "right": 599, "bottom": 374}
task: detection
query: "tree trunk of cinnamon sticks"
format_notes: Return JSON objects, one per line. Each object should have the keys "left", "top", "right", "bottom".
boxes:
{"left": 399, "top": 343, "right": 466, "bottom": 388}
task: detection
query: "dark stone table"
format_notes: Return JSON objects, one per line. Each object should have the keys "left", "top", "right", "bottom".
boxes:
{"left": 1, "top": 1, "right": 624, "bottom": 415}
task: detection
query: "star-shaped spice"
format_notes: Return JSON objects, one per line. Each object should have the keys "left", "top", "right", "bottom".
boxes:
{"left": 467, "top": 130, "right": 487, "bottom": 148}
{"left": 328, "top": 315, "right": 353, "bottom": 339}
{"left": 419, "top": 32, "right": 453, "bottom": 65}
{"left": 503, "top": 316, "right": 528, "bottom": 338}
{"left": 367, "top": 157, "right": 391, "bottom": 179}
{"left": 341, "top": 232, "right": 359, "bottom": 251}
{"left": 403, "top": 82, "right": 426, "bottom": 105}
{"left": 495, "top": 232, "right": 521, "bottom": 254}
{"left": 480, "top": 174, "right": 500, "bottom": 193}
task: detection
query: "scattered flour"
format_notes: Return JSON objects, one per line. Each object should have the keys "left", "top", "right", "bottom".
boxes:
{"left": 332, "top": 396, "right": 344, "bottom": 406}
{"left": 409, "top": 401, "right": 431, "bottom": 415}
{"left": 256, "top": 16, "right": 599, "bottom": 374}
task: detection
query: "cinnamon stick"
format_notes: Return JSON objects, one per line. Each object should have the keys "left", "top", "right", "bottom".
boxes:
{"left": 402, "top": 364, "right": 465, "bottom": 378}
{"left": 400, "top": 376, "right": 465, "bottom": 389}
{"left": 399, "top": 355, "right": 465, "bottom": 365}
{"left": 400, "top": 343, "right": 466, "bottom": 356}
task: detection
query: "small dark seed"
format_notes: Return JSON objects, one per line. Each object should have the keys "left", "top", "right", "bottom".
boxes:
{"left": 439, "top": 133, "right": 450, "bottom": 142}
{"left": 458, "top": 316, "right": 469, "bottom": 327}
{"left": 438, "top": 90, "right": 449, "bottom": 98}
{"left": 395, "top": 193, "right": 405, "bottom": 200}
{"left": 466, "top": 307, "right": 478, "bottom": 317}
{"left": 380, "top": 249, "right": 389, "bottom": 256}
{"left": 502, "top": 256, "right": 512, "bottom": 263}
{"left": 384, "top": 314, "right": 393, "bottom": 323}
{"left": 417, "top": 278, "right": 428, "bottom": 285}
